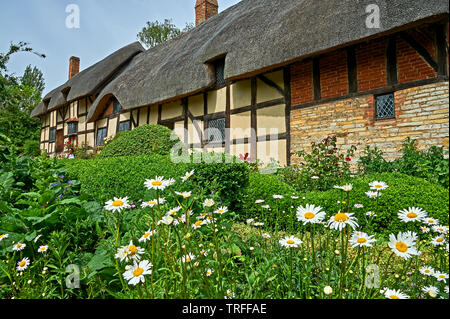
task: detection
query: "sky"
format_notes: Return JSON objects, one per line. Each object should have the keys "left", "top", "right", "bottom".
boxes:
{"left": 0, "top": 0, "right": 241, "bottom": 96}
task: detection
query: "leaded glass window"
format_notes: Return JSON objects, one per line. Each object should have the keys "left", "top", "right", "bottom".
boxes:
{"left": 376, "top": 93, "right": 395, "bottom": 120}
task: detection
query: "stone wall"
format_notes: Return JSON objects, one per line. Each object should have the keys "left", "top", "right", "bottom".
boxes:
{"left": 290, "top": 81, "right": 449, "bottom": 163}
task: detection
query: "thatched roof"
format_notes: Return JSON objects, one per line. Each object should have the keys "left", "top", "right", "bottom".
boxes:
{"left": 33, "top": 0, "right": 449, "bottom": 120}
{"left": 31, "top": 42, "right": 144, "bottom": 117}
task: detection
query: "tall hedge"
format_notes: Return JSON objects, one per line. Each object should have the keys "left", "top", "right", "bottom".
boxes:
{"left": 97, "top": 124, "right": 180, "bottom": 158}
{"left": 63, "top": 154, "right": 249, "bottom": 211}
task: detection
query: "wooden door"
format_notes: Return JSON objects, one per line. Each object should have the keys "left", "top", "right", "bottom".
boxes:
{"left": 56, "top": 129, "right": 64, "bottom": 153}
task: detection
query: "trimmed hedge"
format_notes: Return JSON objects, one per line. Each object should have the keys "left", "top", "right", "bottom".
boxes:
{"left": 63, "top": 154, "right": 249, "bottom": 211}
{"left": 97, "top": 125, "right": 180, "bottom": 158}
{"left": 242, "top": 172, "right": 449, "bottom": 237}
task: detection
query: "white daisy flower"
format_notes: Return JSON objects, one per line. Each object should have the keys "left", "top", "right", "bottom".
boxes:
{"left": 158, "top": 215, "right": 174, "bottom": 226}
{"left": 291, "top": 196, "right": 299, "bottom": 199}
{"left": 369, "top": 181, "right": 389, "bottom": 191}
{"left": 0, "top": 234, "right": 9, "bottom": 241}
{"left": 432, "top": 225, "right": 448, "bottom": 234}
{"left": 224, "top": 289, "right": 235, "bottom": 299}
{"left": 199, "top": 249, "right": 209, "bottom": 257}
{"left": 431, "top": 236, "right": 447, "bottom": 246}
{"left": 434, "top": 272, "right": 449, "bottom": 283}
{"left": 173, "top": 215, "right": 186, "bottom": 226}
{"left": 261, "top": 205, "right": 270, "bottom": 209}
{"left": 255, "top": 199, "right": 265, "bottom": 204}
{"left": 33, "top": 235, "right": 42, "bottom": 243}
{"left": 398, "top": 207, "right": 427, "bottom": 223}
{"left": 166, "top": 206, "right": 182, "bottom": 216}
{"left": 296, "top": 204, "right": 326, "bottom": 225}
{"left": 12, "top": 243, "right": 26, "bottom": 252}
{"left": 165, "top": 178, "right": 176, "bottom": 187}
{"left": 366, "top": 211, "right": 377, "bottom": 217}
{"left": 115, "top": 241, "right": 145, "bottom": 262}
{"left": 334, "top": 184, "right": 353, "bottom": 192}
{"left": 203, "top": 198, "right": 215, "bottom": 207}
{"left": 422, "top": 286, "right": 439, "bottom": 298}
{"left": 123, "top": 260, "right": 152, "bottom": 286}
{"left": 328, "top": 212, "right": 359, "bottom": 231}
{"left": 139, "top": 230, "right": 156, "bottom": 242}
{"left": 16, "top": 257, "right": 30, "bottom": 271}
{"left": 192, "top": 220, "right": 204, "bottom": 230}
{"left": 181, "top": 170, "right": 195, "bottom": 182}
{"left": 279, "top": 236, "right": 303, "bottom": 248}
{"left": 144, "top": 176, "right": 168, "bottom": 190}
{"left": 254, "top": 222, "right": 264, "bottom": 227}
{"left": 181, "top": 253, "right": 196, "bottom": 263}
{"left": 420, "top": 266, "right": 435, "bottom": 276}
{"left": 262, "top": 233, "right": 271, "bottom": 240}
{"left": 37, "top": 245, "right": 48, "bottom": 253}
{"left": 311, "top": 176, "right": 319, "bottom": 180}
{"left": 175, "top": 191, "right": 192, "bottom": 199}
{"left": 420, "top": 226, "right": 431, "bottom": 233}
{"left": 246, "top": 218, "right": 255, "bottom": 225}
{"left": 141, "top": 198, "right": 165, "bottom": 208}
{"left": 104, "top": 197, "right": 129, "bottom": 213}
{"left": 273, "top": 195, "right": 284, "bottom": 199}
{"left": 424, "top": 218, "right": 439, "bottom": 226}
{"left": 349, "top": 231, "right": 376, "bottom": 248}
{"left": 383, "top": 288, "right": 409, "bottom": 299}
{"left": 205, "top": 268, "right": 213, "bottom": 277}
{"left": 354, "top": 204, "right": 364, "bottom": 209}
{"left": 214, "top": 206, "right": 228, "bottom": 215}
{"left": 365, "top": 191, "right": 380, "bottom": 199}
{"left": 388, "top": 231, "right": 420, "bottom": 260}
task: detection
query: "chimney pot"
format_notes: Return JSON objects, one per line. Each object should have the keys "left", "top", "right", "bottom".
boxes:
{"left": 69, "top": 56, "right": 80, "bottom": 79}
{"left": 195, "top": 0, "right": 218, "bottom": 26}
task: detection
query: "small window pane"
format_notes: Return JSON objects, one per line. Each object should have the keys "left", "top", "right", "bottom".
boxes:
{"left": 119, "top": 121, "right": 130, "bottom": 132}
{"left": 376, "top": 93, "right": 395, "bottom": 120}
{"left": 208, "top": 118, "right": 226, "bottom": 143}
{"left": 113, "top": 100, "right": 122, "bottom": 113}
{"left": 96, "top": 128, "right": 107, "bottom": 146}
{"left": 49, "top": 128, "right": 56, "bottom": 142}
{"left": 214, "top": 59, "right": 226, "bottom": 86}
{"left": 68, "top": 122, "right": 78, "bottom": 135}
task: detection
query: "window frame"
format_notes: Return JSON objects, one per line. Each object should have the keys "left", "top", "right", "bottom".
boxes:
{"left": 67, "top": 122, "right": 78, "bottom": 136}
{"left": 212, "top": 58, "right": 226, "bottom": 88}
{"left": 113, "top": 99, "right": 123, "bottom": 113}
{"left": 49, "top": 128, "right": 56, "bottom": 142}
{"left": 375, "top": 92, "right": 396, "bottom": 121}
{"left": 206, "top": 117, "right": 226, "bottom": 144}
{"left": 96, "top": 127, "right": 107, "bottom": 146}
{"left": 118, "top": 120, "right": 131, "bottom": 133}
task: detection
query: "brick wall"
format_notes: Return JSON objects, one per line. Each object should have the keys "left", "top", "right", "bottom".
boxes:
{"left": 290, "top": 81, "right": 449, "bottom": 163}
{"left": 320, "top": 49, "right": 349, "bottom": 99}
{"left": 291, "top": 60, "right": 313, "bottom": 105}
{"left": 356, "top": 38, "right": 387, "bottom": 92}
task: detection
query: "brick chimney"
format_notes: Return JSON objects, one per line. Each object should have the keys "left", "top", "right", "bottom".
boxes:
{"left": 195, "top": 0, "right": 218, "bottom": 26}
{"left": 68, "top": 56, "right": 80, "bottom": 79}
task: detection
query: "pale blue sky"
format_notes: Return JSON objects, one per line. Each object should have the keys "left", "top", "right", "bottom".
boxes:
{"left": 0, "top": 0, "right": 241, "bottom": 96}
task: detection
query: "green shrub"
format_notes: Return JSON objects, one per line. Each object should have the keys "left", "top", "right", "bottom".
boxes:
{"left": 241, "top": 172, "right": 448, "bottom": 237}
{"left": 63, "top": 153, "right": 249, "bottom": 211}
{"left": 23, "top": 139, "right": 41, "bottom": 157}
{"left": 97, "top": 124, "right": 180, "bottom": 158}
{"left": 358, "top": 138, "right": 449, "bottom": 188}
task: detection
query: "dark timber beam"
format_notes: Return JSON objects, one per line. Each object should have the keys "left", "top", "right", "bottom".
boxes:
{"left": 434, "top": 23, "right": 448, "bottom": 76}
{"left": 386, "top": 35, "right": 399, "bottom": 86}
{"left": 400, "top": 31, "right": 439, "bottom": 72}
{"left": 347, "top": 46, "right": 358, "bottom": 94}
{"left": 313, "top": 58, "right": 321, "bottom": 101}
{"left": 257, "top": 74, "right": 284, "bottom": 97}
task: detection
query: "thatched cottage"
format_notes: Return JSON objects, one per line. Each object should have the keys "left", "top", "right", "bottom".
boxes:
{"left": 31, "top": 0, "right": 449, "bottom": 166}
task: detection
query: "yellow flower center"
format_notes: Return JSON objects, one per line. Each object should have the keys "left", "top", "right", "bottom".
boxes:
{"left": 439, "top": 275, "right": 445, "bottom": 279}
{"left": 390, "top": 295, "right": 399, "bottom": 299}
{"left": 127, "top": 245, "right": 137, "bottom": 255}
{"left": 286, "top": 240, "right": 295, "bottom": 245}
{"left": 186, "top": 257, "right": 191, "bottom": 262}
{"left": 152, "top": 181, "right": 162, "bottom": 186}
{"left": 133, "top": 268, "right": 144, "bottom": 277}
{"left": 112, "top": 200, "right": 123, "bottom": 207}
{"left": 0, "top": 234, "right": 4, "bottom": 239}
{"left": 144, "top": 233, "right": 151, "bottom": 238}
{"left": 425, "top": 270, "right": 430, "bottom": 273}
{"left": 334, "top": 213, "right": 348, "bottom": 222}
{"left": 147, "top": 201, "right": 156, "bottom": 205}
{"left": 437, "top": 238, "right": 444, "bottom": 243}
{"left": 396, "top": 242, "right": 408, "bottom": 253}
{"left": 19, "top": 261, "right": 26, "bottom": 267}
{"left": 39, "top": 247, "right": 46, "bottom": 251}
{"left": 194, "top": 220, "right": 203, "bottom": 227}
{"left": 407, "top": 213, "right": 417, "bottom": 219}
{"left": 16, "top": 244, "right": 22, "bottom": 248}
{"left": 357, "top": 238, "right": 367, "bottom": 244}
{"left": 428, "top": 220, "right": 434, "bottom": 224}
{"left": 304, "top": 212, "right": 315, "bottom": 220}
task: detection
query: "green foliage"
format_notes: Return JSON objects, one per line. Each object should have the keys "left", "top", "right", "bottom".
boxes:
{"left": 97, "top": 124, "right": 180, "bottom": 158}
{"left": 279, "top": 135, "right": 356, "bottom": 192}
{"left": 23, "top": 139, "right": 41, "bottom": 157}
{"left": 63, "top": 153, "right": 250, "bottom": 211}
{"left": 358, "top": 138, "right": 449, "bottom": 188}
{"left": 137, "top": 19, "right": 194, "bottom": 49}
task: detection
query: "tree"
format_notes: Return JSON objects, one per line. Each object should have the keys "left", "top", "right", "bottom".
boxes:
{"left": 137, "top": 19, "right": 194, "bottom": 49}
{"left": 0, "top": 42, "right": 45, "bottom": 152}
